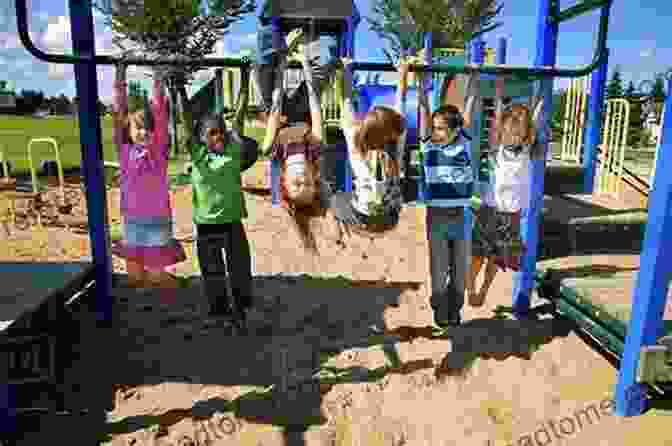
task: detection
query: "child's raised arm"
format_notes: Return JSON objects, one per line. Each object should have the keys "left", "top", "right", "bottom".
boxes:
{"left": 232, "top": 66, "right": 251, "bottom": 136}
{"left": 490, "top": 75, "right": 506, "bottom": 147}
{"left": 150, "top": 70, "right": 169, "bottom": 159}
{"left": 338, "top": 58, "right": 355, "bottom": 131}
{"left": 112, "top": 63, "right": 128, "bottom": 151}
{"left": 462, "top": 72, "right": 481, "bottom": 129}
{"left": 300, "top": 42, "right": 323, "bottom": 143}
{"left": 261, "top": 55, "right": 288, "bottom": 155}
{"left": 409, "top": 53, "right": 431, "bottom": 142}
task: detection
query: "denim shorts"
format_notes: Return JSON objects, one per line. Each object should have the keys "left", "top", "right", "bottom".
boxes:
{"left": 124, "top": 218, "right": 173, "bottom": 247}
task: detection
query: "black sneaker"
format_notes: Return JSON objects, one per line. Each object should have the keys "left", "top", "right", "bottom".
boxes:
{"left": 433, "top": 310, "right": 461, "bottom": 328}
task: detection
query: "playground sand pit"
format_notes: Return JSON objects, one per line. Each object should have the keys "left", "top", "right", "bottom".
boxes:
{"left": 5, "top": 184, "right": 672, "bottom": 446}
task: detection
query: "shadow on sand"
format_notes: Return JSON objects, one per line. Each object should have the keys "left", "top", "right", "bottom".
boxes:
{"left": 50, "top": 274, "right": 573, "bottom": 445}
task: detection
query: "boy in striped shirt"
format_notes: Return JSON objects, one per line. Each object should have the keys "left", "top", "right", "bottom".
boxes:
{"left": 417, "top": 72, "right": 478, "bottom": 327}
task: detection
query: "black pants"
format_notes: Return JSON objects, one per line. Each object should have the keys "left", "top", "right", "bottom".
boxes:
{"left": 195, "top": 222, "right": 252, "bottom": 314}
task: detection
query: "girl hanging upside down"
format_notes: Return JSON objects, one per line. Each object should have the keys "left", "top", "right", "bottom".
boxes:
{"left": 260, "top": 30, "right": 341, "bottom": 253}
{"left": 329, "top": 57, "right": 409, "bottom": 237}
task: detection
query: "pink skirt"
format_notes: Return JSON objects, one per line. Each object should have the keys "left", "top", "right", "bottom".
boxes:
{"left": 111, "top": 239, "right": 186, "bottom": 270}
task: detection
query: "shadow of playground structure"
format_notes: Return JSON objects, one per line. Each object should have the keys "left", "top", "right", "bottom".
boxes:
{"left": 10, "top": 275, "right": 574, "bottom": 446}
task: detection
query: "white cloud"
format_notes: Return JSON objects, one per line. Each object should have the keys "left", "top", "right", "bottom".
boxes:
{"left": 42, "top": 15, "right": 72, "bottom": 79}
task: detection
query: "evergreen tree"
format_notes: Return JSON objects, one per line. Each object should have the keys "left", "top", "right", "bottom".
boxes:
{"left": 651, "top": 74, "right": 666, "bottom": 103}
{"left": 605, "top": 66, "right": 624, "bottom": 100}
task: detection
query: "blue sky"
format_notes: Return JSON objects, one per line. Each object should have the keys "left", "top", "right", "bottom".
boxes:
{"left": 0, "top": 0, "right": 669, "bottom": 102}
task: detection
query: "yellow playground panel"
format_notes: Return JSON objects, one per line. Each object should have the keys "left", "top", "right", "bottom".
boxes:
{"left": 561, "top": 74, "right": 590, "bottom": 163}
{"left": 596, "top": 98, "right": 630, "bottom": 199}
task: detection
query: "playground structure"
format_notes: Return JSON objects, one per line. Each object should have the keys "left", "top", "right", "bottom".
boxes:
{"left": 0, "top": 135, "right": 84, "bottom": 233}
{"left": 5, "top": 0, "right": 672, "bottom": 434}
{"left": 558, "top": 72, "right": 652, "bottom": 201}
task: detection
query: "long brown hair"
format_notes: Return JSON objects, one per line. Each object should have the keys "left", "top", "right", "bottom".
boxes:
{"left": 496, "top": 103, "right": 536, "bottom": 147}
{"left": 113, "top": 107, "right": 145, "bottom": 146}
{"left": 276, "top": 124, "right": 325, "bottom": 254}
{"left": 353, "top": 106, "right": 405, "bottom": 178}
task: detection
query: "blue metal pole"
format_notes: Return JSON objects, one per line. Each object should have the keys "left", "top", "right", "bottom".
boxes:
{"left": 582, "top": 46, "right": 609, "bottom": 193}
{"left": 497, "top": 37, "right": 507, "bottom": 66}
{"left": 614, "top": 77, "right": 672, "bottom": 417}
{"left": 512, "top": 0, "right": 559, "bottom": 315}
{"left": 70, "top": 0, "right": 113, "bottom": 324}
{"left": 470, "top": 38, "right": 485, "bottom": 179}
{"left": 343, "top": 16, "right": 354, "bottom": 193}
{"left": 270, "top": 16, "right": 281, "bottom": 205}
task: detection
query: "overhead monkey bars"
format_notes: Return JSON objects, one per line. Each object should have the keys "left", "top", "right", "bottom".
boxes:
{"left": 15, "top": 0, "right": 610, "bottom": 80}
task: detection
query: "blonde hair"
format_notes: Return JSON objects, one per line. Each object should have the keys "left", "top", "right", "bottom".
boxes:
{"left": 353, "top": 106, "right": 405, "bottom": 178}
{"left": 496, "top": 104, "right": 536, "bottom": 147}
{"left": 114, "top": 109, "right": 146, "bottom": 145}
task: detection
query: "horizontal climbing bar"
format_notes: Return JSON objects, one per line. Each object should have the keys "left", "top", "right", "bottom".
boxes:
{"left": 351, "top": 49, "right": 606, "bottom": 78}
{"left": 15, "top": 0, "right": 250, "bottom": 67}
{"left": 552, "top": 0, "right": 612, "bottom": 23}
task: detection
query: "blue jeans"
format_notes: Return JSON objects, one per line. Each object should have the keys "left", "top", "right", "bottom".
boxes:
{"left": 426, "top": 206, "right": 471, "bottom": 316}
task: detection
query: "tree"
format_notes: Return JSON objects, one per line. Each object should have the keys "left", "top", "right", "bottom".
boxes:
{"left": 651, "top": 74, "right": 666, "bottom": 103}
{"left": 605, "top": 66, "right": 624, "bottom": 100}
{"left": 94, "top": 0, "right": 256, "bottom": 154}
{"left": 14, "top": 89, "right": 44, "bottom": 115}
{"left": 127, "top": 80, "right": 146, "bottom": 113}
{"left": 366, "top": 0, "right": 503, "bottom": 64}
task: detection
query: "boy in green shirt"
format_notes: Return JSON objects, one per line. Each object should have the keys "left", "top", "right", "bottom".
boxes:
{"left": 190, "top": 65, "right": 259, "bottom": 328}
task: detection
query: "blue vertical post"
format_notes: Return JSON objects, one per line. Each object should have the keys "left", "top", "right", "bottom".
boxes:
{"left": 469, "top": 37, "right": 485, "bottom": 180}
{"left": 582, "top": 47, "right": 610, "bottom": 193}
{"left": 614, "top": 77, "right": 672, "bottom": 417}
{"left": 512, "top": 0, "right": 559, "bottom": 315}
{"left": 497, "top": 37, "right": 507, "bottom": 66}
{"left": 343, "top": 16, "right": 354, "bottom": 193}
{"left": 270, "top": 16, "right": 281, "bottom": 205}
{"left": 70, "top": 0, "right": 113, "bottom": 324}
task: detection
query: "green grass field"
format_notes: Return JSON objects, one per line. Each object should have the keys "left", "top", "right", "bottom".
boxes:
{"left": 0, "top": 114, "right": 267, "bottom": 177}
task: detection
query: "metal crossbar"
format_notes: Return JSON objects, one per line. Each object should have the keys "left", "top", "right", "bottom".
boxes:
{"left": 14, "top": 0, "right": 610, "bottom": 80}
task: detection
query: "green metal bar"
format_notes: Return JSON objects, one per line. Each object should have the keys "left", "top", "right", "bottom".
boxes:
{"left": 554, "top": 295, "right": 625, "bottom": 357}
{"left": 553, "top": 0, "right": 611, "bottom": 23}
{"left": 558, "top": 285, "right": 629, "bottom": 339}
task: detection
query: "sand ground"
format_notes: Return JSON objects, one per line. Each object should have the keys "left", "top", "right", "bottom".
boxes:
{"left": 2, "top": 183, "right": 671, "bottom": 446}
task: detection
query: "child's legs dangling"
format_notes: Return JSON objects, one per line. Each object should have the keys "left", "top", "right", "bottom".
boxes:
{"left": 126, "top": 260, "right": 146, "bottom": 287}
{"left": 426, "top": 206, "right": 466, "bottom": 324}
{"left": 477, "top": 257, "right": 498, "bottom": 301}
{"left": 222, "top": 222, "right": 253, "bottom": 311}
{"left": 196, "top": 224, "right": 231, "bottom": 315}
{"left": 468, "top": 256, "right": 485, "bottom": 303}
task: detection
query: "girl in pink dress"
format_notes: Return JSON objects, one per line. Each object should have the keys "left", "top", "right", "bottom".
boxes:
{"left": 112, "top": 65, "right": 186, "bottom": 288}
